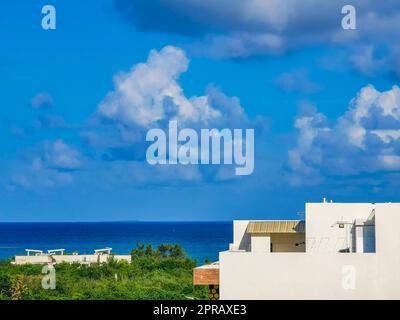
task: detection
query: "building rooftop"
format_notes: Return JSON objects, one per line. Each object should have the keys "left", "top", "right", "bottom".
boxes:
{"left": 246, "top": 220, "right": 305, "bottom": 234}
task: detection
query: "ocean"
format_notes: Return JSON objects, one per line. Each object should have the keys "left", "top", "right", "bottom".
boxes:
{"left": 0, "top": 222, "right": 232, "bottom": 264}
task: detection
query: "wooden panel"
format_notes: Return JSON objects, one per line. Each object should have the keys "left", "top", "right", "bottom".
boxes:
{"left": 193, "top": 267, "right": 219, "bottom": 285}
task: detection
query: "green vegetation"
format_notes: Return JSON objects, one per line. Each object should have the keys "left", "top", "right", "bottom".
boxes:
{"left": 0, "top": 244, "right": 208, "bottom": 300}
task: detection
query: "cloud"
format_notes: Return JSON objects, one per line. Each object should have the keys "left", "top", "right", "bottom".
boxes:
{"left": 95, "top": 161, "right": 203, "bottom": 187}
{"left": 97, "top": 46, "right": 223, "bottom": 128}
{"left": 350, "top": 46, "right": 387, "bottom": 77}
{"left": 288, "top": 85, "right": 400, "bottom": 185}
{"left": 30, "top": 93, "right": 54, "bottom": 109}
{"left": 86, "top": 46, "right": 255, "bottom": 150}
{"left": 191, "top": 32, "right": 285, "bottom": 58}
{"left": 33, "top": 114, "right": 66, "bottom": 129}
{"left": 115, "top": 0, "right": 350, "bottom": 37}
{"left": 42, "top": 139, "right": 81, "bottom": 171}
{"left": 276, "top": 70, "right": 321, "bottom": 93}
{"left": 7, "top": 139, "right": 81, "bottom": 190}
{"left": 82, "top": 45, "right": 261, "bottom": 183}
{"left": 114, "top": 1, "right": 400, "bottom": 77}
{"left": 115, "top": 1, "right": 398, "bottom": 47}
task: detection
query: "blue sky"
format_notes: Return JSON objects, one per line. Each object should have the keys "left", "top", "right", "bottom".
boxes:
{"left": 0, "top": 0, "right": 399, "bottom": 221}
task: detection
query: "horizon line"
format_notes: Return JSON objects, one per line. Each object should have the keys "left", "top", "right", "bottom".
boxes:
{"left": 0, "top": 220, "right": 234, "bottom": 223}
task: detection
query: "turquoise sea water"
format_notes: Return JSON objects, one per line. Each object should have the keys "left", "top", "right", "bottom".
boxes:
{"left": 0, "top": 222, "right": 232, "bottom": 264}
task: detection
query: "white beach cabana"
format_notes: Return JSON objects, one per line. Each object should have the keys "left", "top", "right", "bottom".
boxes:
{"left": 94, "top": 247, "right": 112, "bottom": 255}
{"left": 47, "top": 249, "right": 65, "bottom": 255}
{"left": 25, "top": 249, "right": 43, "bottom": 256}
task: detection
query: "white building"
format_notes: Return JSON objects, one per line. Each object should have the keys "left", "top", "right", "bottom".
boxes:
{"left": 14, "top": 247, "right": 131, "bottom": 265}
{"left": 194, "top": 202, "right": 400, "bottom": 300}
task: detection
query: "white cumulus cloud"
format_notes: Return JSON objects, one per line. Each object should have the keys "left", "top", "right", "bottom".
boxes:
{"left": 82, "top": 46, "right": 261, "bottom": 183}
{"left": 85, "top": 46, "right": 256, "bottom": 156}
{"left": 97, "top": 46, "right": 222, "bottom": 128}
{"left": 289, "top": 85, "right": 400, "bottom": 185}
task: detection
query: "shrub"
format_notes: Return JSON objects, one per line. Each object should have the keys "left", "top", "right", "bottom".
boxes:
{"left": 0, "top": 243, "right": 209, "bottom": 300}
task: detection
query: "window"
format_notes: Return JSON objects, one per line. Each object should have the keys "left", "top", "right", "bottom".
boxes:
{"left": 363, "top": 225, "right": 376, "bottom": 253}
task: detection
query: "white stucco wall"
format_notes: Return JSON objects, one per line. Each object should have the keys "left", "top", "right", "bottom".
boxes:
{"left": 232, "top": 220, "right": 306, "bottom": 252}
{"left": 251, "top": 235, "right": 271, "bottom": 253}
{"left": 306, "top": 202, "right": 374, "bottom": 253}
{"left": 220, "top": 203, "right": 400, "bottom": 300}
{"left": 220, "top": 251, "right": 380, "bottom": 299}
{"left": 232, "top": 220, "right": 251, "bottom": 251}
